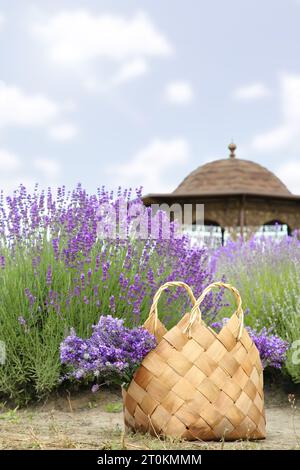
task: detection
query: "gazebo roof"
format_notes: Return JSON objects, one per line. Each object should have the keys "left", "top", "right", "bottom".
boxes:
{"left": 173, "top": 143, "right": 291, "bottom": 197}
{"left": 142, "top": 143, "right": 300, "bottom": 233}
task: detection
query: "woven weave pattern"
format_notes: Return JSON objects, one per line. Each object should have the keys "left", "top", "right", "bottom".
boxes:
{"left": 123, "top": 282, "right": 266, "bottom": 441}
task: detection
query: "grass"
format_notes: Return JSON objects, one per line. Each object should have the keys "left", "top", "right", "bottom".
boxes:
{"left": 105, "top": 402, "right": 123, "bottom": 413}
{"left": 0, "top": 406, "right": 19, "bottom": 423}
{"left": 0, "top": 186, "right": 218, "bottom": 404}
{"left": 215, "top": 236, "right": 300, "bottom": 383}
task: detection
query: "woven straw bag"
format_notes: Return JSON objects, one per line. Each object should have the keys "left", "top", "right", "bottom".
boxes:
{"left": 123, "top": 281, "right": 266, "bottom": 441}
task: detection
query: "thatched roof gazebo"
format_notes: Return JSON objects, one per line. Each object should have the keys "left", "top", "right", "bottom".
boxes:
{"left": 143, "top": 143, "right": 300, "bottom": 243}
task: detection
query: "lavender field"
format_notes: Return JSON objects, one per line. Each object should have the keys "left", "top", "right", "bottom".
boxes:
{"left": 0, "top": 185, "right": 299, "bottom": 404}
{"left": 0, "top": 185, "right": 221, "bottom": 403}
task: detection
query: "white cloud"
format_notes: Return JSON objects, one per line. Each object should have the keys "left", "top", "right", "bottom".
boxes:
{"left": 252, "top": 125, "right": 294, "bottom": 152}
{"left": 0, "top": 81, "right": 59, "bottom": 128}
{"left": 165, "top": 81, "right": 193, "bottom": 105}
{"left": 0, "top": 13, "right": 5, "bottom": 30}
{"left": 0, "top": 148, "right": 20, "bottom": 171}
{"left": 34, "top": 158, "right": 61, "bottom": 179}
{"left": 112, "top": 58, "right": 148, "bottom": 85}
{"left": 276, "top": 160, "right": 300, "bottom": 194}
{"left": 82, "top": 76, "right": 99, "bottom": 93}
{"left": 0, "top": 82, "right": 76, "bottom": 140}
{"left": 83, "top": 58, "right": 148, "bottom": 93}
{"left": 0, "top": 149, "right": 61, "bottom": 195}
{"left": 49, "top": 122, "right": 77, "bottom": 141}
{"left": 32, "top": 10, "right": 173, "bottom": 65}
{"left": 281, "top": 73, "right": 300, "bottom": 122}
{"left": 252, "top": 73, "right": 300, "bottom": 152}
{"left": 106, "top": 138, "right": 189, "bottom": 192}
{"left": 233, "top": 82, "right": 270, "bottom": 101}
{"left": 0, "top": 177, "right": 37, "bottom": 196}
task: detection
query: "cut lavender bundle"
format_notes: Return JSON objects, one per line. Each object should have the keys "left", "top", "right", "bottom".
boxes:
{"left": 211, "top": 318, "right": 288, "bottom": 369}
{"left": 60, "top": 315, "right": 157, "bottom": 387}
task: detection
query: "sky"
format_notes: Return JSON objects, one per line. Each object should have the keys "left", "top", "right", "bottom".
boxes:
{"left": 1, "top": 0, "right": 300, "bottom": 196}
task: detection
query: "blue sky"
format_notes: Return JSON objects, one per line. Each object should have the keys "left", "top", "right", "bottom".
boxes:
{"left": 0, "top": 0, "right": 300, "bottom": 195}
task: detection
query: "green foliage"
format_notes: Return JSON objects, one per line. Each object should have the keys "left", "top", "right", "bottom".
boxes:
{"left": 215, "top": 236, "right": 300, "bottom": 382}
{"left": 104, "top": 402, "right": 123, "bottom": 413}
{"left": 0, "top": 186, "right": 217, "bottom": 403}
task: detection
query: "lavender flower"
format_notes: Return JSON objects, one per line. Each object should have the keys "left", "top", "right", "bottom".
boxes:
{"left": 211, "top": 318, "right": 288, "bottom": 369}
{"left": 0, "top": 255, "right": 5, "bottom": 269}
{"left": 213, "top": 234, "right": 300, "bottom": 379}
{"left": 0, "top": 184, "right": 224, "bottom": 402}
{"left": 24, "top": 288, "right": 35, "bottom": 308}
{"left": 109, "top": 295, "right": 116, "bottom": 313}
{"left": 46, "top": 265, "right": 52, "bottom": 286}
{"left": 249, "top": 327, "right": 289, "bottom": 369}
{"left": 18, "top": 316, "right": 26, "bottom": 326}
{"left": 80, "top": 273, "right": 85, "bottom": 289}
{"left": 60, "top": 315, "right": 156, "bottom": 388}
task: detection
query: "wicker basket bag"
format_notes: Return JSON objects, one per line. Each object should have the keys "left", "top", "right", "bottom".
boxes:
{"left": 123, "top": 281, "right": 266, "bottom": 441}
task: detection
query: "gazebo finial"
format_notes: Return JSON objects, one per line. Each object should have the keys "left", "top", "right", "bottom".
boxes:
{"left": 228, "top": 141, "right": 237, "bottom": 159}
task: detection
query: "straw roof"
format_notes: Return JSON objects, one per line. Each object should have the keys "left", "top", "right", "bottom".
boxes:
{"left": 174, "top": 152, "right": 291, "bottom": 197}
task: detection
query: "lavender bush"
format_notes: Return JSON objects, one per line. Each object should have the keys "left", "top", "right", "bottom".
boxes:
{"left": 0, "top": 184, "right": 221, "bottom": 402}
{"left": 60, "top": 315, "right": 156, "bottom": 388}
{"left": 250, "top": 327, "right": 289, "bottom": 370}
{"left": 212, "top": 319, "right": 288, "bottom": 369}
{"left": 213, "top": 235, "right": 300, "bottom": 382}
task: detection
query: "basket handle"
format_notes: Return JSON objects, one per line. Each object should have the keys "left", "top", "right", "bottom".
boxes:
{"left": 146, "top": 281, "right": 200, "bottom": 333}
{"left": 186, "top": 281, "right": 244, "bottom": 339}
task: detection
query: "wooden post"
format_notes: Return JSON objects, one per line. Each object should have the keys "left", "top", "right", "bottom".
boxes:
{"left": 240, "top": 195, "right": 245, "bottom": 239}
{"left": 221, "top": 227, "right": 225, "bottom": 246}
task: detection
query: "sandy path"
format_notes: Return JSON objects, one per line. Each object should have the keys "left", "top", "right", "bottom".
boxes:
{"left": 0, "top": 388, "right": 299, "bottom": 450}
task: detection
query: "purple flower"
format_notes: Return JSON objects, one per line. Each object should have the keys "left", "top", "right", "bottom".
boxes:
{"left": 60, "top": 315, "right": 156, "bottom": 388}
{"left": 248, "top": 327, "right": 289, "bottom": 369}
{"left": 0, "top": 255, "right": 5, "bottom": 269}
{"left": 95, "top": 254, "right": 100, "bottom": 272}
{"left": 18, "top": 316, "right": 26, "bottom": 326}
{"left": 0, "top": 183, "right": 226, "bottom": 402}
{"left": 24, "top": 288, "right": 35, "bottom": 307}
{"left": 80, "top": 273, "right": 85, "bottom": 289}
{"left": 211, "top": 318, "right": 288, "bottom": 369}
{"left": 109, "top": 295, "right": 116, "bottom": 313}
{"left": 46, "top": 265, "right": 52, "bottom": 286}
{"left": 52, "top": 238, "right": 59, "bottom": 259}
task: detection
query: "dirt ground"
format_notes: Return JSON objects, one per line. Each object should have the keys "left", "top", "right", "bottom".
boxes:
{"left": 0, "top": 386, "right": 299, "bottom": 450}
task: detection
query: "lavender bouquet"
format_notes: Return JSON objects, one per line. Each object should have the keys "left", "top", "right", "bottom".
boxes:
{"left": 249, "top": 326, "right": 289, "bottom": 370}
{"left": 212, "top": 319, "right": 289, "bottom": 369}
{"left": 60, "top": 315, "right": 156, "bottom": 389}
